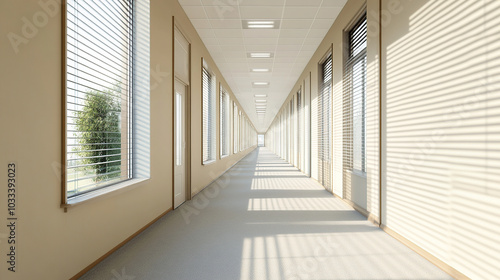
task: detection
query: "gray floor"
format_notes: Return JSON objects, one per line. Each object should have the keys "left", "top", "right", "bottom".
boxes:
{"left": 81, "top": 148, "right": 453, "bottom": 280}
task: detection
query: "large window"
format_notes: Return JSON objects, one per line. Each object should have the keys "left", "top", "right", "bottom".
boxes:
{"left": 202, "top": 63, "right": 216, "bottom": 164}
{"left": 344, "top": 14, "right": 367, "bottom": 173}
{"left": 233, "top": 102, "right": 239, "bottom": 153}
{"left": 220, "top": 85, "right": 230, "bottom": 157}
{"left": 318, "top": 51, "right": 333, "bottom": 189}
{"left": 65, "top": 0, "right": 135, "bottom": 198}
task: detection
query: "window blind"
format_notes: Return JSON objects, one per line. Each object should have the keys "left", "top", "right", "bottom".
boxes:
{"left": 202, "top": 66, "right": 216, "bottom": 163}
{"left": 66, "top": 0, "right": 133, "bottom": 197}
{"left": 233, "top": 103, "right": 239, "bottom": 153}
{"left": 344, "top": 14, "right": 367, "bottom": 174}
{"left": 318, "top": 52, "right": 333, "bottom": 190}
{"left": 297, "top": 89, "right": 302, "bottom": 169}
{"left": 288, "top": 96, "right": 296, "bottom": 165}
{"left": 220, "top": 86, "right": 230, "bottom": 157}
{"left": 239, "top": 111, "right": 243, "bottom": 152}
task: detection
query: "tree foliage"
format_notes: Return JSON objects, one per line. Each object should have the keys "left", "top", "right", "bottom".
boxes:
{"left": 74, "top": 87, "right": 122, "bottom": 182}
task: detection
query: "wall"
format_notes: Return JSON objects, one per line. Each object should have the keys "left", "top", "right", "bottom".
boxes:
{"left": 0, "top": 0, "right": 255, "bottom": 279}
{"left": 382, "top": 1, "right": 500, "bottom": 279}
{"left": 266, "top": 0, "right": 500, "bottom": 279}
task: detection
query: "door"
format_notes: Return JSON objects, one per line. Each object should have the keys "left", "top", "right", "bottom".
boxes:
{"left": 174, "top": 80, "right": 187, "bottom": 208}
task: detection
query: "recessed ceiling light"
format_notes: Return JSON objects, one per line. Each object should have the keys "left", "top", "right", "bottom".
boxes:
{"left": 243, "top": 20, "right": 280, "bottom": 29}
{"left": 252, "top": 82, "right": 269, "bottom": 86}
{"left": 251, "top": 68, "right": 270, "bottom": 72}
{"left": 248, "top": 52, "right": 273, "bottom": 58}
{"left": 255, "top": 99, "right": 267, "bottom": 102}
{"left": 253, "top": 83, "right": 269, "bottom": 88}
{"left": 254, "top": 94, "right": 267, "bottom": 97}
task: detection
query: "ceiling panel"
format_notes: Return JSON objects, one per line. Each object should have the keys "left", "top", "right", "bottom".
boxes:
{"left": 204, "top": 6, "right": 240, "bottom": 19}
{"left": 239, "top": 6, "right": 284, "bottom": 19}
{"left": 283, "top": 7, "right": 319, "bottom": 19}
{"left": 179, "top": 0, "right": 348, "bottom": 132}
{"left": 239, "top": 0, "right": 286, "bottom": 6}
{"left": 281, "top": 19, "right": 313, "bottom": 29}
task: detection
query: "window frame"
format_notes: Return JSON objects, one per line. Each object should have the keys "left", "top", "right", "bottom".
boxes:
{"left": 62, "top": 0, "right": 150, "bottom": 208}
{"left": 202, "top": 60, "right": 217, "bottom": 165}
{"left": 233, "top": 102, "right": 239, "bottom": 154}
{"left": 317, "top": 48, "right": 333, "bottom": 190}
{"left": 219, "top": 84, "right": 230, "bottom": 158}
{"left": 344, "top": 12, "right": 367, "bottom": 174}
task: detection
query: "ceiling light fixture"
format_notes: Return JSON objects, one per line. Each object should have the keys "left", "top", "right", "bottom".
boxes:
{"left": 243, "top": 20, "right": 280, "bottom": 29}
{"left": 248, "top": 52, "right": 273, "bottom": 58}
{"left": 255, "top": 99, "right": 267, "bottom": 102}
{"left": 254, "top": 94, "right": 267, "bottom": 97}
{"left": 251, "top": 68, "right": 270, "bottom": 72}
{"left": 253, "top": 82, "right": 269, "bottom": 86}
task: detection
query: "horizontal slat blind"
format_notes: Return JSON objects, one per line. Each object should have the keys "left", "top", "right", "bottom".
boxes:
{"left": 344, "top": 14, "right": 367, "bottom": 174}
{"left": 220, "top": 86, "right": 230, "bottom": 157}
{"left": 289, "top": 102, "right": 292, "bottom": 161}
{"left": 203, "top": 67, "right": 216, "bottom": 163}
{"left": 233, "top": 103, "right": 238, "bottom": 153}
{"left": 297, "top": 89, "right": 302, "bottom": 170}
{"left": 239, "top": 111, "right": 243, "bottom": 152}
{"left": 66, "top": 0, "right": 133, "bottom": 197}
{"left": 319, "top": 52, "right": 333, "bottom": 190}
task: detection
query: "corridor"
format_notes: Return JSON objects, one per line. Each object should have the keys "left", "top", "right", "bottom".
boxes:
{"left": 80, "top": 148, "right": 451, "bottom": 280}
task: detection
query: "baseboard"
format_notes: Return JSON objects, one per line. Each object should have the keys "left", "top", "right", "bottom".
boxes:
{"left": 380, "top": 224, "right": 470, "bottom": 280}
{"left": 333, "top": 195, "right": 468, "bottom": 279}
{"left": 347, "top": 199, "right": 379, "bottom": 225}
{"left": 332, "top": 193, "right": 381, "bottom": 225}
{"left": 191, "top": 147, "right": 257, "bottom": 197}
{"left": 70, "top": 208, "right": 172, "bottom": 280}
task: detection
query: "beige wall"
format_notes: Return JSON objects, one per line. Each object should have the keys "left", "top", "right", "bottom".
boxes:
{"left": 382, "top": 1, "right": 500, "bottom": 279}
{"left": 266, "top": 0, "right": 500, "bottom": 279}
{"left": 0, "top": 0, "right": 255, "bottom": 279}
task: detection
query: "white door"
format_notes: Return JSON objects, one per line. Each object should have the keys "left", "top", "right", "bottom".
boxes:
{"left": 174, "top": 80, "right": 187, "bottom": 208}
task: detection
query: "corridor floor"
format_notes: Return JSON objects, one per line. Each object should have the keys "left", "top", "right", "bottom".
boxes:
{"left": 81, "top": 148, "right": 452, "bottom": 280}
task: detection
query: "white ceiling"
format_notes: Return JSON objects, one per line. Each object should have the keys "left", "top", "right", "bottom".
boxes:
{"left": 179, "top": 0, "right": 347, "bottom": 132}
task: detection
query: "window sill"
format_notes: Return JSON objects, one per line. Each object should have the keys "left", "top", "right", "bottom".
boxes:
{"left": 203, "top": 159, "right": 216, "bottom": 166}
{"left": 62, "top": 178, "right": 149, "bottom": 210}
{"left": 349, "top": 169, "right": 367, "bottom": 178}
{"left": 220, "top": 154, "right": 229, "bottom": 159}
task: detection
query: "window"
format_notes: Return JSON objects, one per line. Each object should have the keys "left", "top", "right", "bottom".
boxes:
{"left": 220, "top": 85, "right": 230, "bottom": 157}
{"left": 297, "top": 88, "right": 302, "bottom": 168}
{"left": 64, "top": 0, "right": 150, "bottom": 204}
{"left": 318, "top": 51, "right": 333, "bottom": 189}
{"left": 65, "top": 0, "right": 132, "bottom": 199}
{"left": 202, "top": 62, "right": 216, "bottom": 164}
{"left": 344, "top": 14, "right": 367, "bottom": 173}
{"left": 233, "top": 102, "right": 239, "bottom": 153}
{"left": 239, "top": 111, "right": 243, "bottom": 152}
{"left": 175, "top": 90, "right": 183, "bottom": 166}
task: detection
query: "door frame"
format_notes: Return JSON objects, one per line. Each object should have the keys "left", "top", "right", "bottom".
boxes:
{"left": 172, "top": 18, "right": 192, "bottom": 209}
